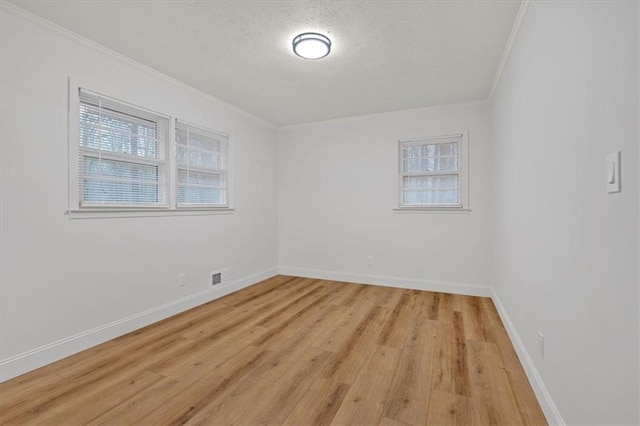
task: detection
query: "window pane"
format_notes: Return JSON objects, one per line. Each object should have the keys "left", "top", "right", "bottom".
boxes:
{"left": 437, "top": 143, "right": 454, "bottom": 156}
{"left": 176, "top": 128, "right": 221, "bottom": 153}
{"left": 83, "top": 157, "right": 159, "bottom": 204}
{"left": 175, "top": 120, "right": 228, "bottom": 207}
{"left": 177, "top": 170, "right": 220, "bottom": 186}
{"left": 77, "top": 89, "right": 170, "bottom": 208}
{"left": 403, "top": 175, "right": 458, "bottom": 190}
{"left": 402, "top": 175, "right": 459, "bottom": 205}
{"left": 178, "top": 186, "right": 225, "bottom": 204}
{"left": 176, "top": 146, "right": 220, "bottom": 169}
{"left": 84, "top": 157, "right": 157, "bottom": 182}
{"left": 84, "top": 179, "right": 159, "bottom": 203}
{"left": 79, "top": 104, "right": 158, "bottom": 158}
{"left": 177, "top": 169, "right": 225, "bottom": 205}
{"left": 435, "top": 156, "right": 457, "bottom": 172}
{"left": 83, "top": 178, "right": 158, "bottom": 204}
{"left": 401, "top": 142, "right": 459, "bottom": 172}
{"left": 403, "top": 158, "right": 422, "bottom": 173}
{"left": 403, "top": 190, "right": 459, "bottom": 205}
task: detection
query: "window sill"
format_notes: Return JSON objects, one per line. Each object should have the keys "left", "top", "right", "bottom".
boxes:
{"left": 66, "top": 208, "right": 235, "bottom": 219}
{"left": 393, "top": 207, "right": 471, "bottom": 214}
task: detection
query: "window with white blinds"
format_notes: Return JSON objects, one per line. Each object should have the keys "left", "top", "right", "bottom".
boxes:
{"left": 70, "top": 83, "right": 234, "bottom": 216}
{"left": 175, "top": 121, "right": 229, "bottom": 207}
{"left": 398, "top": 134, "right": 467, "bottom": 208}
{"left": 77, "top": 89, "right": 169, "bottom": 207}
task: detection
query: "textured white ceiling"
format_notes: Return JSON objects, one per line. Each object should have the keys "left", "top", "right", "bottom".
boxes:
{"left": 10, "top": 0, "right": 521, "bottom": 126}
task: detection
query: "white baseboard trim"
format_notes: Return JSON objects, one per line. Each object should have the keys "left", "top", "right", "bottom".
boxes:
{"left": 491, "top": 289, "right": 565, "bottom": 426}
{"left": 278, "top": 266, "right": 493, "bottom": 297}
{"left": 0, "top": 267, "right": 278, "bottom": 383}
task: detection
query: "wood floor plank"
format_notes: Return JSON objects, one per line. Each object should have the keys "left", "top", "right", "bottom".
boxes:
{"left": 227, "top": 275, "right": 302, "bottom": 308}
{"left": 378, "top": 415, "right": 413, "bottom": 426}
{"left": 232, "top": 346, "right": 333, "bottom": 425}
{"left": 182, "top": 374, "right": 274, "bottom": 425}
{"left": 146, "top": 284, "right": 327, "bottom": 375}
{"left": 326, "top": 282, "right": 361, "bottom": 306}
{"left": 377, "top": 289, "right": 418, "bottom": 349}
{"left": 0, "top": 370, "right": 66, "bottom": 414}
{"left": 381, "top": 315, "right": 438, "bottom": 426}
{"left": 55, "top": 341, "right": 131, "bottom": 381}
{"left": 33, "top": 370, "right": 163, "bottom": 426}
{"left": 460, "top": 296, "right": 492, "bottom": 342}
{"left": 250, "top": 291, "right": 335, "bottom": 349}
{"left": 320, "top": 305, "right": 391, "bottom": 384}
{"left": 250, "top": 306, "right": 345, "bottom": 382}
{"left": 426, "top": 292, "right": 442, "bottom": 320}
{"left": 2, "top": 365, "right": 160, "bottom": 425}
{"left": 376, "top": 285, "right": 404, "bottom": 308}
{"left": 0, "top": 275, "right": 546, "bottom": 426}
{"left": 429, "top": 320, "right": 457, "bottom": 394}
{"left": 425, "top": 389, "right": 486, "bottom": 426}
{"left": 283, "top": 378, "right": 351, "bottom": 425}
{"left": 341, "top": 284, "right": 369, "bottom": 307}
{"left": 148, "top": 346, "right": 273, "bottom": 426}
{"left": 438, "top": 292, "right": 455, "bottom": 322}
{"left": 180, "top": 277, "right": 320, "bottom": 340}
{"left": 154, "top": 325, "right": 271, "bottom": 378}
{"left": 112, "top": 276, "right": 299, "bottom": 347}
{"left": 91, "top": 345, "right": 273, "bottom": 425}
{"left": 315, "top": 288, "right": 382, "bottom": 353}
{"left": 255, "top": 281, "right": 328, "bottom": 328}
{"left": 1, "top": 335, "right": 195, "bottom": 423}
{"left": 467, "top": 339, "right": 525, "bottom": 426}
{"left": 452, "top": 311, "right": 472, "bottom": 396}
{"left": 331, "top": 344, "right": 401, "bottom": 425}
{"left": 481, "top": 297, "right": 504, "bottom": 327}
{"left": 489, "top": 325, "right": 547, "bottom": 425}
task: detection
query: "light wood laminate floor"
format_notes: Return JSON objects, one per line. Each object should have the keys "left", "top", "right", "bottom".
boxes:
{"left": 0, "top": 275, "right": 547, "bottom": 425}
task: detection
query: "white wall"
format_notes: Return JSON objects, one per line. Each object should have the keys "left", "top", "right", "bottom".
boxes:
{"left": 0, "top": 7, "right": 278, "bottom": 379}
{"left": 491, "top": 1, "right": 639, "bottom": 424}
{"left": 277, "top": 102, "right": 492, "bottom": 291}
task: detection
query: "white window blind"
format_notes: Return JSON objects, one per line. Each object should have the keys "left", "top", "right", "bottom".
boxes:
{"left": 78, "top": 89, "right": 169, "bottom": 208}
{"left": 175, "top": 120, "right": 229, "bottom": 207}
{"left": 399, "top": 134, "right": 464, "bottom": 207}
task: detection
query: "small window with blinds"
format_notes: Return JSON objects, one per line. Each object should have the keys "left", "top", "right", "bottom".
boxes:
{"left": 175, "top": 121, "right": 229, "bottom": 207}
{"left": 398, "top": 134, "right": 467, "bottom": 208}
{"left": 77, "top": 89, "right": 169, "bottom": 208}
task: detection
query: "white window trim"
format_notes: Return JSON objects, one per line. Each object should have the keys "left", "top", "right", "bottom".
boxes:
{"left": 395, "top": 131, "right": 470, "bottom": 213}
{"left": 67, "top": 78, "right": 234, "bottom": 218}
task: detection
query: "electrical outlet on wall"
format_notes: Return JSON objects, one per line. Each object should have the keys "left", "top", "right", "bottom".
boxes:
{"left": 537, "top": 331, "right": 544, "bottom": 359}
{"left": 367, "top": 255, "right": 374, "bottom": 266}
{"left": 177, "top": 273, "right": 187, "bottom": 287}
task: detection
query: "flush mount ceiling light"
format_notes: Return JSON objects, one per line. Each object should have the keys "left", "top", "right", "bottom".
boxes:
{"left": 292, "top": 32, "right": 331, "bottom": 59}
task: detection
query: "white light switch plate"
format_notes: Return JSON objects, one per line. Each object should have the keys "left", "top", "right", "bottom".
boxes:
{"left": 606, "top": 151, "right": 621, "bottom": 193}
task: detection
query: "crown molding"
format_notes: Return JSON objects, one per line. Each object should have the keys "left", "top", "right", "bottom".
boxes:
{"left": 0, "top": 1, "right": 277, "bottom": 130}
{"left": 488, "top": 0, "right": 532, "bottom": 100}
{"left": 278, "top": 99, "right": 491, "bottom": 131}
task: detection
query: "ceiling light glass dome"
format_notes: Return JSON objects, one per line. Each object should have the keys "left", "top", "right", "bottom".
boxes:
{"left": 292, "top": 33, "right": 331, "bottom": 59}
